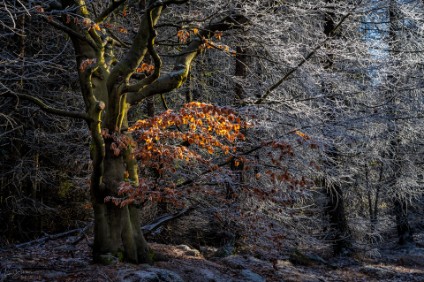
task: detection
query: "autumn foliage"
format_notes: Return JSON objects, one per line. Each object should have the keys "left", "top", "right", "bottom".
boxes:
{"left": 105, "top": 102, "right": 246, "bottom": 207}
{"left": 176, "top": 28, "right": 236, "bottom": 55}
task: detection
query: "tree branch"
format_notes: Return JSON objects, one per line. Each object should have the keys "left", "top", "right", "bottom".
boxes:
{"left": 40, "top": 15, "right": 98, "bottom": 50}
{"left": 176, "top": 128, "right": 300, "bottom": 189}
{"left": 107, "top": 5, "right": 163, "bottom": 90}
{"left": 126, "top": 40, "right": 199, "bottom": 104}
{"left": 254, "top": 12, "right": 353, "bottom": 105}
{"left": 124, "top": 2, "right": 163, "bottom": 93}
{"left": 2, "top": 91, "right": 91, "bottom": 121}
{"left": 9, "top": 224, "right": 93, "bottom": 250}
{"left": 141, "top": 206, "right": 194, "bottom": 235}
{"left": 107, "top": 0, "right": 203, "bottom": 91}
{"left": 126, "top": 14, "right": 249, "bottom": 105}
{"left": 95, "top": 0, "right": 127, "bottom": 23}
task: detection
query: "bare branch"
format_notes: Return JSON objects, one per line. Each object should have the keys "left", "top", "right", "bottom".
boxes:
{"left": 254, "top": 11, "right": 352, "bottom": 105}
{"left": 95, "top": 0, "right": 126, "bottom": 23}
{"left": 124, "top": 5, "right": 163, "bottom": 93}
{"left": 39, "top": 14, "right": 98, "bottom": 50}
{"left": 2, "top": 91, "right": 90, "bottom": 121}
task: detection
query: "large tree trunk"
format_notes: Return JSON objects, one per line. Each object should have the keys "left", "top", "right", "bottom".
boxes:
{"left": 92, "top": 202, "right": 149, "bottom": 263}
{"left": 91, "top": 140, "right": 150, "bottom": 263}
{"left": 70, "top": 34, "right": 151, "bottom": 262}
{"left": 63, "top": 0, "right": 239, "bottom": 263}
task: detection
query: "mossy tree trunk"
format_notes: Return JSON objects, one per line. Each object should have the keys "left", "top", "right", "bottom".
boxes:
{"left": 67, "top": 2, "right": 165, "bottom": 262}
{"left": 91, "top": 140, "right": 149, "bottom": 263}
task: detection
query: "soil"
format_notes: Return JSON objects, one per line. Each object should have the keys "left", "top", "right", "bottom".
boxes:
{"left": 1, "top": 228, "right": 424, "bottom": 282}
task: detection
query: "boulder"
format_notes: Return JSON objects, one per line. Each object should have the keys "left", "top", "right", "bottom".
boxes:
{"left": 119, "top": 267, "right": 184, "bottom": 282}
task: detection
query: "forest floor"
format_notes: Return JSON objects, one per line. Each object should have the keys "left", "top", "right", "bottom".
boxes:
{"left": 1, "top": 226, "right": 424, "bottom": 282}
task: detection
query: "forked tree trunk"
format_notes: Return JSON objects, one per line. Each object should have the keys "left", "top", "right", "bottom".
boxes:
{"left": 70, "top": 41, "right": 151, "bottom": 263}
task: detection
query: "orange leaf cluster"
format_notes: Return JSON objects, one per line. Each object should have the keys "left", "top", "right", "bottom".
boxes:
{"left": 293, "top": 130, "right": 321, "bottom": 149}
{"left": 177, "top": 29, "right": 190, "bottom": 43}
{"left": 271, "top": 141, "right": 294, "bottom": 158}
{"left": 80, "top": 18, "right": 102, "bottom": 31}
{"left": 79, "top": 58, "right": 97, "bottom": 72}
{"left": 91, "top": 23, "right": 101, "bottom": 31}
{"left": 294, "top": 130, "right": 310, "bottom": 141}
{"left": 118, "top": 26, "right": 128, "bottom": 33}
{"left": 214, "top": 31, "right": 223, "bottom": 40}
{"left": 103, "top": 22, "right": 127, "bottom": 33}
{"left": 201, "top": 38, "right": 236, "bottom": 56}
{"left": 102, "top": 129, "right": 136, "bottom": 157}
{"left": 106, "top": 177, "right": 184, "bottom": 208}
{"left": 129, "top": 102, "right": 246, "bottom": 168}
{"left": 136, "top": 63, "right": 155, "bottom": 75}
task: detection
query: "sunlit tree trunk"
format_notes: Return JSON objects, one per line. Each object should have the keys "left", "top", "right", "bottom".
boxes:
{"left": 69, "top": 17, "right": 152, "bottom": 262}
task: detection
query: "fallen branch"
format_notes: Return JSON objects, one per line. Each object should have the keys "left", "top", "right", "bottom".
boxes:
{"left": 142, "top": 206, "right": 194, "bottom": 235}
{"left": 8, "top": 223, "right": 93, "bottom": 250}
{"left": 69, "top": 224, "right": 92, "bottom": 245}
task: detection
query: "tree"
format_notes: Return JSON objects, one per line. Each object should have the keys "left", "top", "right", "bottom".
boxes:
{"left": 2, "top": 0, "right": 247, "bottom": 263}
{"left": 319, "top": 0, "right": 353, "bottom": 254}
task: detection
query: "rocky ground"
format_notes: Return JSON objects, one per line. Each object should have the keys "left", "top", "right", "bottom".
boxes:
{"left": 1, "top": 229, "right": 424, "bottom": 282}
